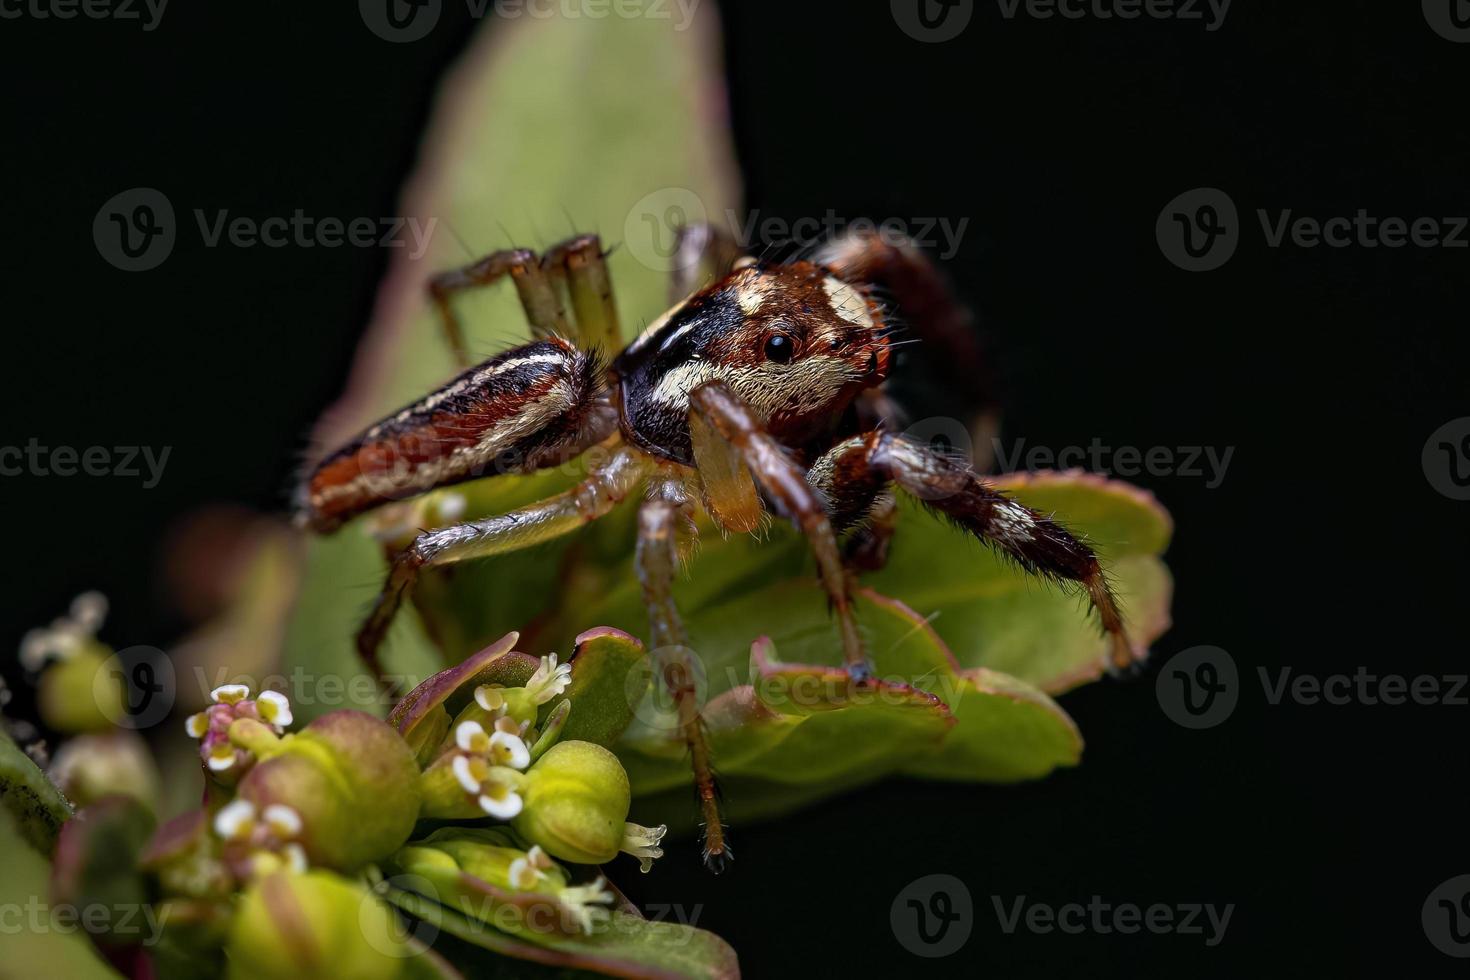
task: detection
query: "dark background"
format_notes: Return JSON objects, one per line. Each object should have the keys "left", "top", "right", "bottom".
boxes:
{"left": 2, "top": 1, "right": 1465, "bottom": 976}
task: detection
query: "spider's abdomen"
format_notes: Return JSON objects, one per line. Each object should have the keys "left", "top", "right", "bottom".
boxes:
{"left": 297, "top": 338, "right": 610, "bottom": 533}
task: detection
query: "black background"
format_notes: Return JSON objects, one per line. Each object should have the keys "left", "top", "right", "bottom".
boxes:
{"left": 2, "top": 1, "right": 1466, "bottom": 976}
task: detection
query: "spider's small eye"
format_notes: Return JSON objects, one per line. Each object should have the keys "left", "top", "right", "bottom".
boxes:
{"left": 763, "top": 333, "right": 794, "bottom": 364}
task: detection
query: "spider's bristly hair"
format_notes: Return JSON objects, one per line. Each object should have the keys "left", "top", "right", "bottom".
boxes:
{"left": 695, "top": 734, "right": 731, "bottom": 874}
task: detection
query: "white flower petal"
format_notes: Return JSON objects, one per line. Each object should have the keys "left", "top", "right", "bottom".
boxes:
{"left": 185, "top": 713, "right": 209, "bottom": 739}
{"left": 474, "top": 685, "right": 505, "bottom": 713}
{"left": 213, "top": 799, "right": 256, "bottom": 840}
{"left": 256, "top": 691, "right": 293, "bottom": 728}
{"left": 478, "top": 788, "right": 523, "bottom": 820}
{"left": 262, "top": 804, "right": 303, "bottom": 838}
{"left": 211, "top": 684, "right": 250, "bottom": 704}
{"left": 489, "top": 730, "right": 531, "bottom": 770}
{"left": 508, "top": 857, "right": 539, "bottom": 890}
{"left": 206, "top": 748, "right": 237, "bottom": 772}
{"left": 452, "top": 754, "right": 482, "bottom": 794}
{"left": 456, "top": 720, "right": 488, "bottom": 752}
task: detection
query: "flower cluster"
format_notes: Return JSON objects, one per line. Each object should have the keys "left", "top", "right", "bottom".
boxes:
{"left": 184, "top": 683, "right": 293, "bottom": 778}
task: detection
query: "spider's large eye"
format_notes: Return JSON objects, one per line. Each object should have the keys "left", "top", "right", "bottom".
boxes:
{"left": 763, "top": 333, "right": 795, "bottom": 364}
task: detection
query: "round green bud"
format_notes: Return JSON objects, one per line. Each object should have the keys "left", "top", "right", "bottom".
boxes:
{"left": 225, "top": 870, "right": 404, "bottom": 980}
{"left": 238, "top": 710, "right": 420, "bottom": 871}
{"left": 512, "top": 740, "right": 630, "bottom": 865}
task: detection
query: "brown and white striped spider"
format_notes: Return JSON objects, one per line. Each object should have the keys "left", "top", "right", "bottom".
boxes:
{"left": 295, "top": 225, "right": 1139, "bottom": 871}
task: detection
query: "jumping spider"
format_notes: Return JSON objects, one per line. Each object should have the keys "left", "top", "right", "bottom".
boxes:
{"left": 296, "top": 224, "right": 1138, "bottom": 871}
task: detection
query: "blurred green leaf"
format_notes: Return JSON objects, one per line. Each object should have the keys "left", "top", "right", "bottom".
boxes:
{"left": 0, "top": 729, "right": 73, "bottom": 855}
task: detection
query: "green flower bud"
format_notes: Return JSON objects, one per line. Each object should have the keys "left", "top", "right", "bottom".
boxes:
{"left": 21, "top": 592, "right": 121, "bottom": 733}
{"left": 511, "top": 740, "right": 630, "bottom": 865}
{"left": 234, "top": 710, "right": 420, "bottom": 871}
{"left": 224, "top": 870, "right": 404, "bottom": 980}
{"left": 394, "top": 827, "right": 614, "bottom": 935}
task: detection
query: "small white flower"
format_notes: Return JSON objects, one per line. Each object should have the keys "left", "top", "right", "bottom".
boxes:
{"left": 477, "top": 778, "right": 524, "bottom": 820}
{"left": 256, "top": 690, "right": 293, "bottom": 729}
{"left": 185, "top": 712, "right": 209, "bottom": 739}
{"left": 214, "top": 799, "right": 257, "bottom": 841}
{"left": 508, "top": 845, "right": 553, "bottom": 890}
{"left": 559, "top": 877, "right": 614, "bottom": 934}
{"left": 621, "top": 822, "right": 668, "bottom": 874}
{"left": 488, "top": 730, "right": 530, "bottom": 771}
{"left": 526, "top": 653, "right": 572, "bottom": 705}
{"left": 211, "top": 684, "right": 251, "bottom": 705}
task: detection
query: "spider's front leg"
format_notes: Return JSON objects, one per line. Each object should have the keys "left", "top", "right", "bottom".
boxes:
{"left": 810, "top": 432, "right": 1139, "bottom": 672}
{"left": 355, "top": 445, "right": 653, "bottom": 685}
{"left": 689, "top": 382, "right": 872, "bottom": 681}
{"left": 635, "top": 477, "right": 729, "bottom": 872}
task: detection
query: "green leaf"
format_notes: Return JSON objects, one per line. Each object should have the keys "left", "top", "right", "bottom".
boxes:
{"left": 866, "top": 471, "right": 1174, "bottom": 692}
{"left": 548, "top": 628, "right": 648, "bottom": 747}
{"left": 0, "top": 728, "right": 73, "bottom": 855}
{"left": 385, "top": 884, "right": 739, "bottom": 980}
{"left": 0, "top": 807, "right": 119, "bottom": 979}
{"left": 281, "top": 1, "right": 740, "bottom": 703}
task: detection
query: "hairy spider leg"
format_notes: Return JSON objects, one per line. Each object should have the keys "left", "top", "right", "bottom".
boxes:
{"left": 636, "top": 479, "right": 729, "bottom": 872}
{"left": 541, "top": 234, "right": 622, "bottom": 355}
{"left": 689, "top": 381, "right": 871, "bottom": 680}
{"left": 429, "top": 249, "right": 571, "bottom": 367}
{"left": 354, "top": 444, "right": 653, "bottom": 684}
{"left": 809, "top": 432, "right": 1139, "bottom": 672}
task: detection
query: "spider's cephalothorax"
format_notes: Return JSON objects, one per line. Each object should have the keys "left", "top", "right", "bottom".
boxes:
{"left": 613, "top": 260, "right": 891, "bottom": 465}
{"left": 297, "top": 227, "right": 1139, "bottom": 873}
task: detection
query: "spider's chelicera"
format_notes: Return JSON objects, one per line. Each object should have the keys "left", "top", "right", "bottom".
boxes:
{"left": 295, "top": 225, "right": 1139, "bottom": 872}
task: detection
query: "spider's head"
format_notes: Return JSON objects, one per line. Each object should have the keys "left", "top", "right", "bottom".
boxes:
{"left": 613, "top": 261, "right": 890, "bottom": 464}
